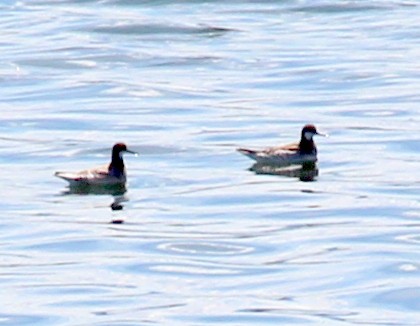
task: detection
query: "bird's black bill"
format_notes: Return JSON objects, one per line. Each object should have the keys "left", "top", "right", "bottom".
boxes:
{"left": 125, "top": 149, "right": 138, "bottom": 156}
{"left": 316, "top": 131, "right": 328, "bottom": 137}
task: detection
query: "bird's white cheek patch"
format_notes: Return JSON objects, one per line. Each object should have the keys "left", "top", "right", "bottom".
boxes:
{"left": 304, "top": 132, "right": 314, "bottom": 140}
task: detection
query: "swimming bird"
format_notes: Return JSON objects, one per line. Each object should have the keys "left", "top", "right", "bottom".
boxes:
{"left": 237, "top": 124, "right": 326, "bottom": 166}
{"left": 55, "top": 143, "right": 137, "bottom": 187}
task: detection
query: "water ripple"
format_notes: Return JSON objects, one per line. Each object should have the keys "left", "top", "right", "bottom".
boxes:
{"left": 92, "top": 23, "right": 232, "bottom": 36}
{"left": 1, "top": 0, "right": 420, "bottom": 325}
{"left": 158, "top": 241, "right": 254, "bottom": 256}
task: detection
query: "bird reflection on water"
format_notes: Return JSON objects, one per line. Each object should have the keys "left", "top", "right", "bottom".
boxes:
{"left": 59, "top": 183, "right": 128, "bottom": 211}
{"left": 250, "top": 161, "right": 319, "bottom": 182}
{"left": 60, "top": 183, "right": 127, "bottom": 196}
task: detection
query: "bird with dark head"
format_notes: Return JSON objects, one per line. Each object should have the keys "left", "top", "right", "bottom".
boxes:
{"left": 298, "top": 124, "right": 324, "bottom": 155}
{"left": 108, "top": 143, "right": 137, "bottom": 178}
{"left": 237, "top": 124, "right": 326, "bottom": 166}
{"left": 55, "top": 142, "right": 137, "bottom": 187}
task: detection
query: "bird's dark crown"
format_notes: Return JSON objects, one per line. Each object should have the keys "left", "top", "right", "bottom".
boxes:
{"left": 301, "top": 124, "right": 318, "bottom": 136}
{"left": 112, "top": 143, "right": 128, "bottom": 154}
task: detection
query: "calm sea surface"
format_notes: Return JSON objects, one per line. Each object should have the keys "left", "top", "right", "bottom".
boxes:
{"left": 1, "top": 0, "right": 419, "bottom": 325}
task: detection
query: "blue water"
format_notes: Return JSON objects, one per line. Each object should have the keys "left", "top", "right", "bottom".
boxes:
{"left": 1, "top": 0, "right": 419, "bottom": 325}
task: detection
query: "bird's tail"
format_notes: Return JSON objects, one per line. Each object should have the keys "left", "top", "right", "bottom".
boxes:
{"left": 237, "top": 148, "right": 259, "bottom": 161}
{"left": 54, "top": 171, "right": 82, "bottom": 183}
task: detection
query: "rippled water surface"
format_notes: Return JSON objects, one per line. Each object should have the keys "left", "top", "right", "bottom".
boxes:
{"left": 1, "top": 0, "right": 419, "bottom": 325}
